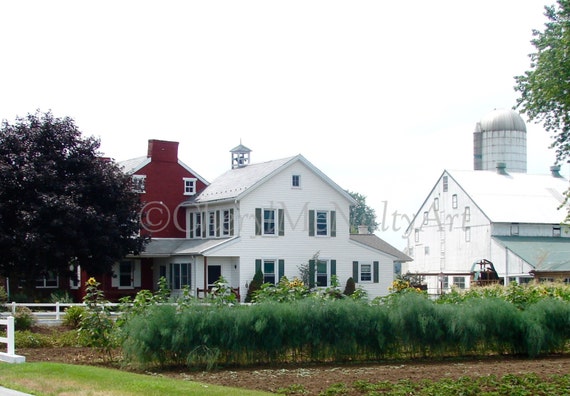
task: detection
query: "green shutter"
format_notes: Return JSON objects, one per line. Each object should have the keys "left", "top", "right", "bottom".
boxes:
{"left": 309, "top": 210, "right": 315, "bottom": 236}
{"left": 330, "top": 211, "right": 336, "bottom": 237}
{"left": 330, "top": 260, "right": 336, "bottom": 276}
{"left": 308, "top": 259, "right": 315, "bottom": 288}
{"left": 278, "top": 259, "right": 285, "bottom": 281}
{"left": 229, "top": 208, "right": 234, "bottom": 236}
{"left": 255, "top": 259, "right": 262, "bottom": 273}
{"left": 353, "top": 261, "right": 359, "bottom": 283}
{"left": 373, "top": 261, "right": 379, "bottom": 283}
{"left": 278, "top": 209, "right": 285, "bottom": 236}
{"left": 255, "top": 208, "right": 262, "bottom": 235}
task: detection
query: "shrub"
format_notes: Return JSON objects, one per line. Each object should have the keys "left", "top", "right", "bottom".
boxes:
{"left": 14, "top": 306, "right": 35, "bottom": 330}
{"left": 343, "top": 277, "right": 356, "bottom": 296}
{"left": 245, "top": 269, "right": 264, "bottom": 303}
{"left": 0, "top": 286, "right": 7, "bottom": 303}
{"left": 63, "top": 305, "right": 86, "bottom": 329}
{"left": 49, "top": 290, "right": 74, "bottom": 303}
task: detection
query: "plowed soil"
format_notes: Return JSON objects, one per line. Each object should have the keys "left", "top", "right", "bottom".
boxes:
{"left": 17, "top": 326, "right": 570, "bottom": 395}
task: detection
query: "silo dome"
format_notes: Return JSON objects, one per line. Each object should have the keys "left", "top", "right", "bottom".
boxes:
{"left": 477, "top": 108, "right": 527, "bottom": 133}
{"left": 473, "top": 109, "right": 527, "bottom": 173}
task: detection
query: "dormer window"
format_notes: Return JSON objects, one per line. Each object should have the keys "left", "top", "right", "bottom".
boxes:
{"left": 292, "top": 174, "right": 301, "bottom": 188}
{"left": 132, "top": 175, "right": 146, "bottom": 193}
{"left": 183, "top": 178, "right": 197, "bottom": 195}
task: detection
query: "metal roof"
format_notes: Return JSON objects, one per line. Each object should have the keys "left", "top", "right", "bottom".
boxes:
{"left": 131, "top": 238, "right": 235, "bottom": 257}
{"left": 119, "top": 156, "right": 151, "bottom": 174}
{"left": 188, "top": 155, "right": 356, "bottom": 205}
{"left": 494, "top": 236, "right": 570, "bottom": 271}
{"left": 477, "top": 108, "right": 527, "bottom": 133}
{"left": 350, "top": 234, "right": 412, "bottom": 261}
{"left": 447, "top": 169, "right": 569, "bottom": 224}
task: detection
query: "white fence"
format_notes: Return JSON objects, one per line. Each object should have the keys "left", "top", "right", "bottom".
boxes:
{"left": 2, "top": 302, "right": 122, "bottom": 323}
{"left": 0, "top": 316, "right": 25, "bottom": 363}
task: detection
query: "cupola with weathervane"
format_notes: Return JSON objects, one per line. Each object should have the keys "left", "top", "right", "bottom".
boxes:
{"left": 230, "top": 141, "right": 252, "bottom": 169}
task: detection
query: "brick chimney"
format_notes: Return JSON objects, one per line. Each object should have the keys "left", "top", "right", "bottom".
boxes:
{"left": 147, "top": 140, "right": 179, "bottom": 163}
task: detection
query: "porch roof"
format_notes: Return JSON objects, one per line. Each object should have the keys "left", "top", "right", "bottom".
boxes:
{"left": 133, "top": 238, "right": 236, "bottom": 257}
{"left": 493, "top": 236, "right": 570, "bottom": 271}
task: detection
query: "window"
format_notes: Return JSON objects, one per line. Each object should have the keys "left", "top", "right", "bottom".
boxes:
{"left": 132, "top": 175, "right": 146, "bottom": 193}
{"left": 434, "top": 197, "right": 439, "bottom": 211}
{"left": 263, "top": 260, "right": 276, "bottom": 284}
{"left": 208, "top": 211, "right": 216, "bottom": 237}
{"left": 360, "top": 264, "right": 372, "bottom": 282}
{"left": 452, "top": 194, "right": 458, "bottom": 209}
{"left": 423, "top": 211, "right": 428, "bottom": 225}
{"left": 222, "top": 209, "right": 232, "bottom": 236}
{"left": 316, "top": 260, "right": 329, "bottom": 287}
{"left": 170, "top": 263, "right": 191, "bottom": 290}
{"left": 414, "top": 228, "right": 420, "bottom": 243}
{"left": 453, "top": 276, "right": 466, "bottom": 289}
{"left": 292, "top": 174, "right": 301, "bottom": 188}
{"left": 511, "top": 223, "right": 519, "bottom": 236}
{"left": 553, "top": 226, "right": 561, "bottom": 237}
{"left": 443, "top": 176, "right": 448, "bottom": 192}
{"left": 70, "top": 266, "right": 81, "bottom": 290}
{"left": 424, "top": 246, "right": 430, "bottom": 255}
{"left": 465, "top": 226, "right": 471, "bottom": 242}
{"left": 190, "top": 212, "right": 202, "bottom": 239}
{"left": 36, "top": 271, "right": 58, "bottom": 288}
{"left": 263, "top": 209, "right": 276, "bottom": 235}
{"left": 183, "top": 178, "right": 197, "bottom": 195}
{"left": 119, "top": 261, "right": 133, "bottom": 288}
{"left": 442, "top": 276, "right": 449, "bottom": 290}
{"left": 316, "top": 211, "right": 328, "bottom": 236}
{"left": 464, "top": 206, "right": 471, "bottom": 222}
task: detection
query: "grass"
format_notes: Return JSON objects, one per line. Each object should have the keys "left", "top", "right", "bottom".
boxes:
{"left": 0, "top": 362, "right": 272, "bottom": 396}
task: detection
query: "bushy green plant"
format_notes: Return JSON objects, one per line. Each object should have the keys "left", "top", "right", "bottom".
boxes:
{"left": 245, "top": 269, "right": 264, "bottom": 303}
{"left": 0, "top": 286, "right": 7, "bottom": 303}
{"left": 343, "top": 277, "right": 356, "bottom": 296}
{"left": 253, "top": 276, "right": 308, "bottom": 303}
{"left": 14, "top": 330, "right": 52, "bottom": 348}
{"left": 207, "top": 276, "right": 237, "bottom": 306}
{"left": 63, "top": 305, "right": 86, "bottom": 329}
{"left": 49, "top": 290, "right": 74, "bottom": 303}
{"left": 14, "top": 306, "right": 35, "bottom": 330}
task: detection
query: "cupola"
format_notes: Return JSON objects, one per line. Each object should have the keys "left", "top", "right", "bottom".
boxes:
{"left": 230, "top": 141, "right": 252, "bottom": 169}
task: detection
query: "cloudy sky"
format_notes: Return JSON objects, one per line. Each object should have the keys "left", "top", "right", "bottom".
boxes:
{"left": 0, "top": 0, "right": 559, "bottom": 249}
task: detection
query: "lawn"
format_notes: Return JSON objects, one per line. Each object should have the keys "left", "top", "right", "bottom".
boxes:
{"left": 0, "top": 362, "right": 272, "bottom": 396}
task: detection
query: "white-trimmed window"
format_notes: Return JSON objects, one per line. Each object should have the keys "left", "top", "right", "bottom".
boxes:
{"left": 119, "top": 261, "right": 133, "bottom": 288}
{"left": 316, "top": 211, "right": 328, "bottom": 236}
{"left": 452, "top": 194, "right": 458, "bottom": 209}
{"left": 464, "top": 206, "right": 471, "bottom": 222}
{"left": 169, "top": 263, "right": 191, "bottom": 290}
{"left": 443, "top": 176, "right": 448, "bottom": 192}
{"left": 292, "top": 174, "right": 301, "bottom": 188}
{"left": 132, "top": 175, "right": 146, "bottom": 193}
{"left": 208, "top": 211, "right": 216, "bottom": 237}
{"left": 263, "top": 260, "right": 276, "bottom": 284}
{"left": 183, "top": 178, "right": 197, "bottom": 196}
{"left": 316, "top": 260, "right": 330, "bottom": 287}
{"left": 222, "top": 209, "right": 232, "bottom": 236}
{"left": 414, "top": 228, "right": 420, "bottom": 243}
{"left": 36, "top": 271, "right": 58, "bottom": 288}
{"left": 465, "top": 226, "right": 471, "bottom": 242}
{"left": 553, "top": 226, "right": 561, "bottom": 237}
{"left": 360, "top": 263, "right": 372, "bottom": 282}
{"left": 511, "top": 223, "right": 519, "bottom": 236}
{"left": 263, "top": 209, "right": 276, "bottom": 235}
{"left": 434, "top": 197, "right": 439, "bottom": 211}
{"left": 453, "top": 276, "right": 466, "bottom": 289}
{"left": 423, "top": 211, "right": 428, "bottom": 225}
{"left": 191, "top": 212, "right": 202, "bottom": 239}
{"left": 70, "top": 266, "right": 81, "bottom": 290}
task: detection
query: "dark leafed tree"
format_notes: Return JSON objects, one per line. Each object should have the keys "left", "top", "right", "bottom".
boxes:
{"left": 514, "top": 0, "right": 570, "bottom": 163}
{"left": 347, "top": 190, "right": 378, "bottom": 234}
{"left": 0, "top": 111, "right": 147, "bottom": 294}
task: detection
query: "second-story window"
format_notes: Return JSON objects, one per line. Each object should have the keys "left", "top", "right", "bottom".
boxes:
{"left": 183, "top": 178, "right": 197, "bottom": 195}
{"left": 263, "top": 209, "right": 276, "bottom": 235}
{"left": 308, "top": 210, "right": 336, "bottom": 237}
{"left": 292, "top": 174, "right": 301, "bottom": 188}
{"left": 222, "top": 209, "right": 232, "bottom": 236}
{"left": 208, "top": 211, "right": 216, "bottom": 237}
{"left": 132, "top": 175, "right": 146, "bottom": 193}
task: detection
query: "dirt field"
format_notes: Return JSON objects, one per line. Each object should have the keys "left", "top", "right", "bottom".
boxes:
{"left": 19, "top": 344, "right": 570, "bottom": 395}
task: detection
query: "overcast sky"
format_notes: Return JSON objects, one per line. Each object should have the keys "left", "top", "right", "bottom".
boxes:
{"left": 0, "top": 1, "right": 559, "bottom": 249}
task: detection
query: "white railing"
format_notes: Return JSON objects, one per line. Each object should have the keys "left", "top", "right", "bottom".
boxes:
{"left": 2, "top": 302, "right": 122, "bottom": 322}
{"left": 0, "top": 316, "right": 25, "bottom": 363}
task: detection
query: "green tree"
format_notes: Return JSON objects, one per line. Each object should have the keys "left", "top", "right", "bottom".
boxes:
{"left": 347, "top": 190, "right": 378, "bottom": 234}
{"left": 514, "top": 0, "right": 570, "bottom": 163}
{"left": 0, "top": 111, "right": 147, "bottom": 295}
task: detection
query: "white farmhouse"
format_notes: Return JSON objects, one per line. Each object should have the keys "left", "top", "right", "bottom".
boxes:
{"left": 139, "top": 144, "right": 410, "bottom": 301}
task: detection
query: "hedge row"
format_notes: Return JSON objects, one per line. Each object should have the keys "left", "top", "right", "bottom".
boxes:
{"left": 120, "top": 293, "right": 570, "bottom": 368}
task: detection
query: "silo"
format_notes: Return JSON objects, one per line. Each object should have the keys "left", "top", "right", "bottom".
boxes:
{"left": 473, "top": 108, "right": 527, "bottom": 173}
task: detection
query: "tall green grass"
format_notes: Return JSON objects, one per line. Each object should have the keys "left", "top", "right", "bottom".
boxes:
{"left": 120, "top": 294, "right": 570, "bottom": 368}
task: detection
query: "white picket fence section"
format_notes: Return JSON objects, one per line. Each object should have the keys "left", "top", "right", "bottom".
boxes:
{"left": 0, "top": 316, "right": 25, "bottom": 363}
{"left": 3, "top": 302, "right": 122, "bottom": 323}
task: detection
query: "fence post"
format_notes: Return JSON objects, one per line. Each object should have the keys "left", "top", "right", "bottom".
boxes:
{"left": 56, "top": 302, "right": 60, "bottom": 320}
{"left": 0, "top": 316, "right": 25, "bottom": 363}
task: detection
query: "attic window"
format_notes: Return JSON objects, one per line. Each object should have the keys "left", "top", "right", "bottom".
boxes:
{"left": 132, "top": 175, "right": 146, "bottom": 193}
{"left": 292, "top": 174, "right": 301, "bottom": 188}
{"left": 443, "top": 176, "right": 448, "bottom": 192}
{"left": 183, "top": 178, "right": 197, "bottom": 195}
